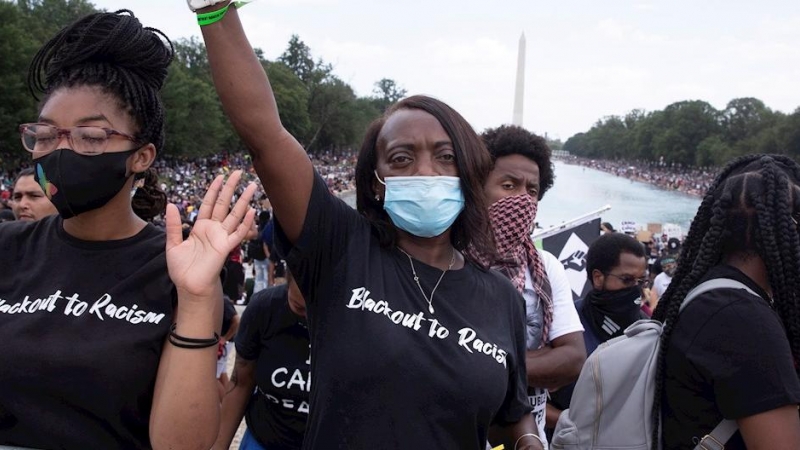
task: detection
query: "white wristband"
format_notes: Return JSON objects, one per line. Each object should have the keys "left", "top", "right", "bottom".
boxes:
{"left": 186, "top": 0, "right": 229, "bottom": 12}
{"left": 514, "top": 432, "right": 546, "bottom": 450}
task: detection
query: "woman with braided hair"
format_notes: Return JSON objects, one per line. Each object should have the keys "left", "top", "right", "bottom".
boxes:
{"left": 0, "top": 10, "right": 257, "bottom": 449}
{"left": 652, "top": 154, "right": 800, "bottom": 449}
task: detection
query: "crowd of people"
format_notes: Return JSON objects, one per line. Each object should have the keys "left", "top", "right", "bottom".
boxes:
{"left": 0, "top": 4, "right": 798, "bottom": 450}
{"left": 156, "top": 152, "right": 355, "bottom": 225}
{"left": 561, "top": 156, "right": 719, "bottom": 197}
{"left": 1, "top": 152, "right": 356, "bottom": 228}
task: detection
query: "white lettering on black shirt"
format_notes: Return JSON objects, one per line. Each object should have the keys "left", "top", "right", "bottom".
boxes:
{"left": 347, "top": 286, "right": 508, "bottom": 367}
{"left": 0, "top": 290, "right": 165, "bottom": 325}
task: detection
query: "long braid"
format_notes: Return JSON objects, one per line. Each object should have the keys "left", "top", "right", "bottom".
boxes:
{"left": 650, "top": 154, "right": 800, "bottom": 449}
{"left": 762, "top": 156, "right": 800, "bottom": 376}
{"left": 764, "top": 167, "right": 800, "bottom": 379}
{"left": 27, "top": 10, "right": 173, "bottom": 220}
{"left": 767, "top": 155, "right": 800, "bottom": 370}
{"left": 746, "top": 160, "right": 800, "bottom": 383}
{"left": 753, "top": 166, "right": 783, "bottom": 293}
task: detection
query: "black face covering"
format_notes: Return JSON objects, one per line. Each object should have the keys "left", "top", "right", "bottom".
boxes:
{"left": 584, "top": 285, "right": 643, "bottom": 340}
{"left": 34, "top": 149, "right": 136, "bottom": 219}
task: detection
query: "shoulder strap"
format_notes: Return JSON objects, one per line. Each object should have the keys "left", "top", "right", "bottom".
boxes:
{"left": 679, "top": 278, "right": 758, "bottom": 313}
{"left": 693, "top": 419, "right": 739, "bottom": 450}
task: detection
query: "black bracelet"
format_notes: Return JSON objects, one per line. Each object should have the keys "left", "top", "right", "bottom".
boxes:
{"left": 168, "top": 323, "right": 220, "bottom": 349}
{"left": 168, "top": 336, "right": 220, "bottom": 349}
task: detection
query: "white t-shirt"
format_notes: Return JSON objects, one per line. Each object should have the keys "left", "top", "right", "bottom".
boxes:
{"left": 523, "top": 249, "right": 584, "bottom": 446}
{"left": 653, "top": 272, "right": 673, "bottom": 299}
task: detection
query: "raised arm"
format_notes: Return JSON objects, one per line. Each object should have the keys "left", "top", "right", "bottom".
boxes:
{"left": 151, "top": 171, "right": 256, "bottom": 449}
{"left": 198, "top": 2, "right": 313, "bottom": 243}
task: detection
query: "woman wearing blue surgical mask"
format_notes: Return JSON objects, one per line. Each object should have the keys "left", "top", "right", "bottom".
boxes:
{"left": 0, "top": 10, "right": 256, "bottom": 450}
{"left": 192, "top": 2, "right": 541, "bottom": 449}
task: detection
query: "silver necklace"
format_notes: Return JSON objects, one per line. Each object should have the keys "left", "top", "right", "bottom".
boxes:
{"left": 398, "top": 247, "right": 456, "bottom": 314}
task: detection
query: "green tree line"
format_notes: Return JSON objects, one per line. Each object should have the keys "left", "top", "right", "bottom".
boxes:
{"left": 0, "top": 0, "right": 406, "bottom": 167}
{"left": 563, "top": 98, "right": 800, "bottom": 166}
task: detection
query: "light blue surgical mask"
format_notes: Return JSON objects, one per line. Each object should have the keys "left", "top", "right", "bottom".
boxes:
{"left": 376, "top": 172, "right": 465, "bottom": 238}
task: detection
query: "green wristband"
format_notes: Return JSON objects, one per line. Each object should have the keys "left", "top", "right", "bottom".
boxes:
{"left": 196, "top": 0, "right": 253, "bottom": 27}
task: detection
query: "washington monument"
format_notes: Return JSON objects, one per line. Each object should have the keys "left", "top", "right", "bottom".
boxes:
{"left": 512, "top": 32, "right": 526, "bottom": 126}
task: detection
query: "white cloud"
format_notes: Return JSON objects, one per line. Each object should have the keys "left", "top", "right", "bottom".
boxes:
{"left": 596, "top": 19, "right": 627, "bottom": 40}
{"left": 633, "top": 2, "right": 656, "bottom": 11}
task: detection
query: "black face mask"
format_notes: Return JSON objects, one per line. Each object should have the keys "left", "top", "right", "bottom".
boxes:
{"left": 584, "top": 285, "right": 643, "bottom": 340}
{"left": 34, "top": 149, "right": 136, "bottom": 219}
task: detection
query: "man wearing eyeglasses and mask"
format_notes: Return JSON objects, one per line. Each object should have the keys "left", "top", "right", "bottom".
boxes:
{"left": 546, "top": 232, "right": 648, "bottom": 437}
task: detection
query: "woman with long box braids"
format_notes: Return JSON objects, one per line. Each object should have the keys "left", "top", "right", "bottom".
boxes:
{"left": 652, "top": 154, "right": 800, "bottom": 449}
{"left": 0, "top": 10, "right": 257, "bottom": 449}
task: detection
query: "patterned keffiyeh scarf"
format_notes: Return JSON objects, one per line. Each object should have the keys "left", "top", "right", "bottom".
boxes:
{"left": 470, "top": 194, "right": 554, "bottom": 347}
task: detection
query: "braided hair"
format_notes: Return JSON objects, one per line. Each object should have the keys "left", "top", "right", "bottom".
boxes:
{"left": 650, "top": 154, "right": 800, "bottom": 448}
{"left": 27, "top": 10, "right": 173, "bottom": 220}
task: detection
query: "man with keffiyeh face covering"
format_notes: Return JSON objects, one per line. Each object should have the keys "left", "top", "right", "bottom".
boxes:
{"left": 473, "top": 125, "right": 587, "bottom": 446}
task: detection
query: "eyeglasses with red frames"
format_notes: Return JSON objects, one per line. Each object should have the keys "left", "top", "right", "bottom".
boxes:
{"left": 19, "top": 123, "right": 144, "bottom": 156}
{"left": 604, "top": 272, "right": 648, "bottom": 287}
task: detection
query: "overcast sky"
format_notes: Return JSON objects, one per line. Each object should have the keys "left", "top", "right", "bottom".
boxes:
{"left": 91, "top": 0, "right": 800, "bottom": 141}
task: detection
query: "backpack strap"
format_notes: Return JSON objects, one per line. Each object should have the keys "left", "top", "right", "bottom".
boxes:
{"left": 693, "top": 419, "right": 738, "bottom": 450}
{"left": 679, "top": 278, "right": 758, "bottom": 313}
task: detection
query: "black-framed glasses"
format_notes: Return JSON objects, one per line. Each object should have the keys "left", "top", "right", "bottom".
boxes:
{"left": 604, "top": 273, "right": 648, "bottom": 287}
{"left": 19, "top": 123, "right": 143, "bottom": 156}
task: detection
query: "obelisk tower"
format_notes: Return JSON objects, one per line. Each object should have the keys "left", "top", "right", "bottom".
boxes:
{"left": 512, "top": 32, "right": 526, "bottom": 126}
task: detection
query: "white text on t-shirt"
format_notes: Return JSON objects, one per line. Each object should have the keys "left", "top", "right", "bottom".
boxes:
{"left": 346, "top": 287, "right": 508, "bottom": 367}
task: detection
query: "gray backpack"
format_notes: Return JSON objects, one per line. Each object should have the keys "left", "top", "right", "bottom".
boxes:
{"left": 551, "top": 278, "right": 757, "bottom": 450}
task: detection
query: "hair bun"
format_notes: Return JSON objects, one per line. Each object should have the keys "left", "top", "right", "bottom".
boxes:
{"left": 30, "top": 9, "right": 173, "bottom": 96}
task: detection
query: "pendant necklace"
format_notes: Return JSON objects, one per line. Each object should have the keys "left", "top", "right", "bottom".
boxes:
{"left": 398, "top": 247, "right": 456, "bottom": 314}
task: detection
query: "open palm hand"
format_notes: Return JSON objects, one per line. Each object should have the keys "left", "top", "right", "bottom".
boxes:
{"left": 165, "top": 170, "right": 257, "bottom": 298}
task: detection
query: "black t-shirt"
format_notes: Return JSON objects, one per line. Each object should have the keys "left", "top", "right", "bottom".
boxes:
{"left": 236, "top": 284, "right": 310, "bottom": 449}
{"left": 247, "top": 237, "right": 267, "bottom": 262}
{"left": 223, "top": 259, "right": 245, "bottom": 300}
{"left": 274, "top": 173, "right": 531, "bottom": 450}
{"left": 0, "top": 216, "right": 175, "bottom": 449}
{"left": 222, "top": 296, "right": 237, "bottom": 336}
{"left": 662, "top": 264, "right": 800, "bottom": 450}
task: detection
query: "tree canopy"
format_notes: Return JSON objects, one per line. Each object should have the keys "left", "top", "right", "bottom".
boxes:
{"left": 0, "top": 1, "right": 405, "bottom": 168}
{"left": 563, "top": 97, "right": 800, "bottom": 166}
